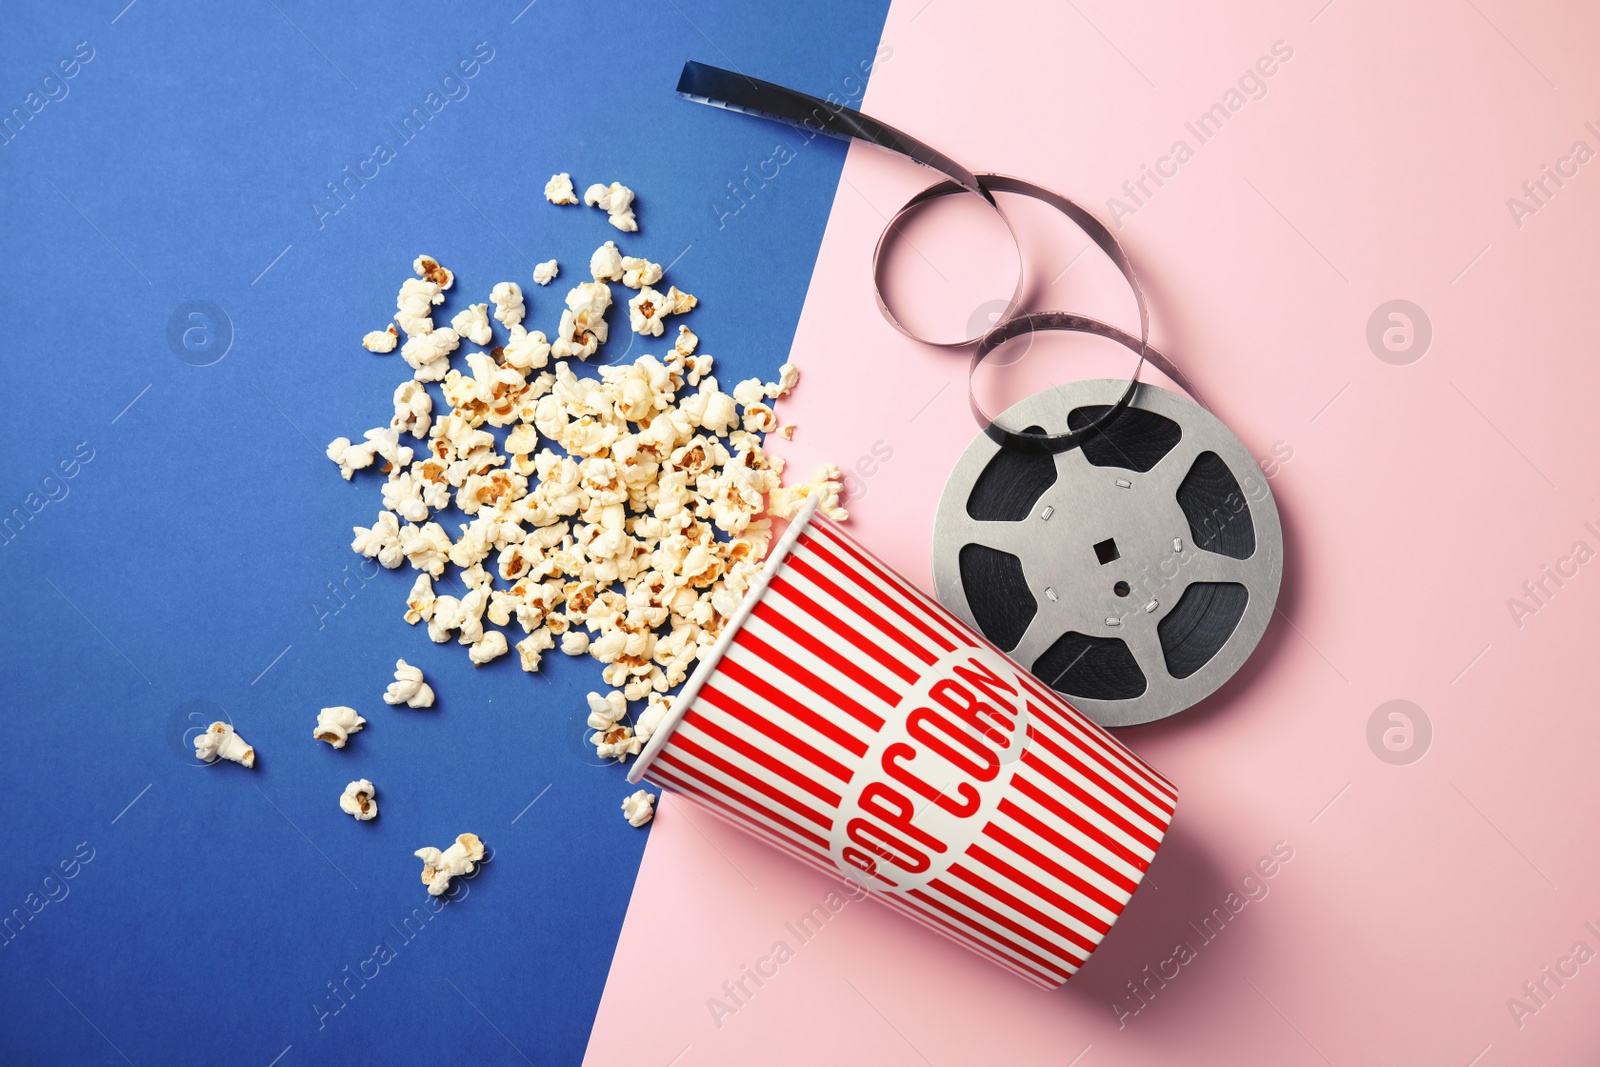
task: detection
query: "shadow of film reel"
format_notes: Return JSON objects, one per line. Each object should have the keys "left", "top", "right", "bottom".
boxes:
{"left": 932, "top": 380, "right": 1283, "bottom": 727}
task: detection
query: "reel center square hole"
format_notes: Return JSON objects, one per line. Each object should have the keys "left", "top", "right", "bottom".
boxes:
{"left": 1093, "top": 538, "right": 1120, "bottom": 565}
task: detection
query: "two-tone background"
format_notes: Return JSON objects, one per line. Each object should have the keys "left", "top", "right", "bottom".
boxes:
{"left": 5, "top": 1, "right": 1600, "bottom": 1065}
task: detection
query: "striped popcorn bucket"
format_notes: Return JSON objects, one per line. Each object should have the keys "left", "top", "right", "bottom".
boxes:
{"left": 629, "top": 496, "right": 1176, "bottom": 988}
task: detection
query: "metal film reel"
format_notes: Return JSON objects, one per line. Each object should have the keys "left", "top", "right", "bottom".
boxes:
{"left": 932, "top": 380, "right": 1283, "bottom": 727}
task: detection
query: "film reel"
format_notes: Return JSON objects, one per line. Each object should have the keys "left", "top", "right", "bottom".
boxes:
{"left": 932, "top": 380, "right": 1283, "bottom": 727}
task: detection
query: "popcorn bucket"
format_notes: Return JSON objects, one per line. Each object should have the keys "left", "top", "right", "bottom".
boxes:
{"left": 629, "top": 496, "right": 1176, "bottom": 988}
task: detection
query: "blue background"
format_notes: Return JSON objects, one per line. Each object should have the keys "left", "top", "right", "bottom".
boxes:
{"left": 0, "top": 1, "right": 888, "bottom": 1063}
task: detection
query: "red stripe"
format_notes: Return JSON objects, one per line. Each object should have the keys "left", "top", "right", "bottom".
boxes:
{"left": 1018, "top": 674, "right": 1177, "bottom": 808}
{"left": 982, "top": 822, "right": 1123, "bottom": 918}
{"left": 784, "top": 550, "right": 935, "bottom": 668}
{"left": 651, "top": 766, "right": 1069, "bottom": 988}
{"left": 798, "top": 533, "right": 953, "bottom": 658}
{"left": 648, "top": 758, "right": 832, "bottom": 853}
{"left": 716, "top": 657, "right": 870, "bottom": 758}
{"left": 926, "top": 875, "right": 1089, "bottom": 969}
{"left": 947, "top": 860, "right": 1101, "bottom": 957}
{"left": 806, "top": 524, "right": 966, "bottom": 655}
{"left": 686, "top": 711, "right": 843, "bottom": 808}
{"left": 900, "top": 888, "right": 1074, "bottom": 983}
{"left": 1020, "top": 715, "right": 1174, "bottom": 838}
{"left": 697, "top": 683, "right": 854, "bottom": 784}
{"left": 808, "top": 520, "right": 968, "bottom": 653}
{"left": 908, "top": 883, "right": 1081, "bottom": 979}
{"left": 1021, "top": 680, "right": 1177, "bottom": 811}
{"left": 1020, "top": 745, "right": 1161, "bottom": 854}
{"left": 1001, "top": 790, "right": 1143, "bottom": 887}
{"left": 761, "top": 578, "right": 917, "bottom": 690}
{"left": 1021, "top": 723, "right": 1172, "bottom": 840}
{"left": 649, "top": 763, "right": 833, "bottom": 864}
{"left": 964, "top": 846, "right": 1112, "bottom": 948}
{"left": 667, "top": 733, "right": 834, "bottom": 835}
{"left": 733, "top": 629, "right": 885, "bottom": 733}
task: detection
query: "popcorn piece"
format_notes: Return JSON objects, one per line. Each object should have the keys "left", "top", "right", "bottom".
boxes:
{"left": 665, "top": 286, "right": 697, "bottom": 314}
{"left": 401, "top": 327, "right": 460, "bottom": 382}
{"left": 592, "top": 722, "right": 641, "bottom": 761}
{"left": 627, "top": 286, "right": 671, "bottom": 337}
{"left": 404, "top": 573, "right": 436, "bottom": 624}
{"left": 620, "top": 256, "right": 662, "bottom": 290}
{"left": 352, "top": 510, "right": 404, "bottom": 569}
{"left": 586, "top": 690, "right": 627, "bottom": 729}
{"left": 314, "top": 706, "right": 366, "bottom": 749}
{"left": 391, "top": 380, "right": 433, "bottom": 439}
{"left": 363, "top": 325, "right": 399, "bottom": 353}
{"left": 544, "top": 173, "right": 579, "bottom": 205}
{"left": 634, "top": 694, "right": 672, "bottom": 746}
{"left": 551, "top": 281, "right": 612, "bottom": 360}
{"left": 451, "top": 303, "right": 494, "bottom": 347}
{"left": 515, "top": 628, "right": 555, "bottom": 672}
{"left": 468, "top": 629, "right": 509, "bottom": 666}
{"left": 502, "top": 324, "right": 552, "bottom": 373}
{"left": 194, "top": 721, "right": 254, "bottom": 768}
{"left": 340, "top": 779, "right": 378, "bottom": 821}
{"left": 401, "top": 521, "right": 452, "bottom": 577}
{"left": 491, "top": 282, "right": 526, "bottom": 328}
{"left": 590, "top": 241, "right": 624, "bottom": 282}
{"left": 769, "top": 464, "right": 848, "bottom": 521}
{"left": 674, "top": 325, "right": 698, "bottom": 356}
{"left": 414, "top": 255, "right": 455, "bottom": 290}
{"left": 327, "top": 436, "right": 377, "bottom": 480}
{"left": 561, "top": 630, "right": 590, "bottom": 656}
{"left": 415, "top": 833, "right": 485, "bottom": 896}
{"left": 384, "top": 658, "right": 435, "bottom": 708}
{"left": 583, "top": 181, "right": 638, "bottom": 232}
{"left": 396, "top": 277, "right": 444, "bottom": 337}
{"left": 777, "top": 424, "right": 795, "bottom": 439}
{"left": 532, "top": 259, "right": 559, "bottom": 285}
{"left": 768, "top": 363, "right": 799, "bottom": 398}
{"left": 622, "top": 789, "right": 655, "bottom": 827}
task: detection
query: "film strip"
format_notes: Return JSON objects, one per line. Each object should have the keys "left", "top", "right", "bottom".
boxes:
{"left": 677, "top": 61, "right": 1282, "bottom": 724}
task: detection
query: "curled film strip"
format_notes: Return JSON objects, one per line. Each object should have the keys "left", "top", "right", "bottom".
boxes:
{"left": 678, "top": 61, "right": 1282, "bottom": 724}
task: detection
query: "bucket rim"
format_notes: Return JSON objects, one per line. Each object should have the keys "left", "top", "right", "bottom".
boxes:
{"left": 626, "top": 493, "right": 822, "bottom": 784}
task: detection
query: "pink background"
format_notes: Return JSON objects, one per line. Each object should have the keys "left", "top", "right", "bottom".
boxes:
{"left": 588, "top": 1, "right": 1600, "bottom": 1064}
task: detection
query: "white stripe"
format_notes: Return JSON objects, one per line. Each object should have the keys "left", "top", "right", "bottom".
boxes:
{"left": 1018, "top": 737, "right": 1168, "bottom": 854}
{"left": 974, "top": 812, "right": 1124, "bottom": 932}
{"left": 809, "top": 520, "right": 974, "bottom": 649}
{"left": 920, "top": 874, "right": 1088, "bottom": 974}
{"left": 659, "top": 725, "right": 839, "bottom": 831}
{"left": 1005, "top": 777, "right": 1150, "bottom": 888}
{"left": 875, "top": 888, "right": 1070, "bottom": 987}
{"left": 667, "top": 718, "right": 841, "bottom": 828}
{"left": 739, "top": 606, "right": 901, "bottom": 721}
{"left": 709, "top": 643, "right": 878, "bottom": 759}
{"left": 1021, "top": 676, "right": 1179, "bottom": 806}
{"left": 1022, "top": 696, "right": 1177, "bottom": 828}
{"left": 652, "top": 750, "right": 834, "bottom": 854}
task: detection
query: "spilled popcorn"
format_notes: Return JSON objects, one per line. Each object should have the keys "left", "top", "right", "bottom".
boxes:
{"left": 583, "top": 181, "right": 638, "bottom": 231}
{"left": 340, "top": 779, "right": 378, "bottom": 821}
{"left": 384, "top": 659, "right": 435, "bottom": 708}
{"left": 622, "top": 789, "right": 655, "bottom": 827}
{"left": 314, "top": 706, "right": 366, "bottom": 749}
{"left": 323, "top": 178, "right": 847, "bottom": 886}
{"left": 195, "top": 722, "right": 254, "bottom": 768}
{"left": 416, "top": 833, "right": 485, "bottom": 896}
{"left": 544, "top": 173, "right": 578, "bottom": 206}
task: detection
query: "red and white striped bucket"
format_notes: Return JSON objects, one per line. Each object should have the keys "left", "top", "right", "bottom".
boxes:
{"left": 629, "top": 496, "right": 1176, "bottom": 988}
